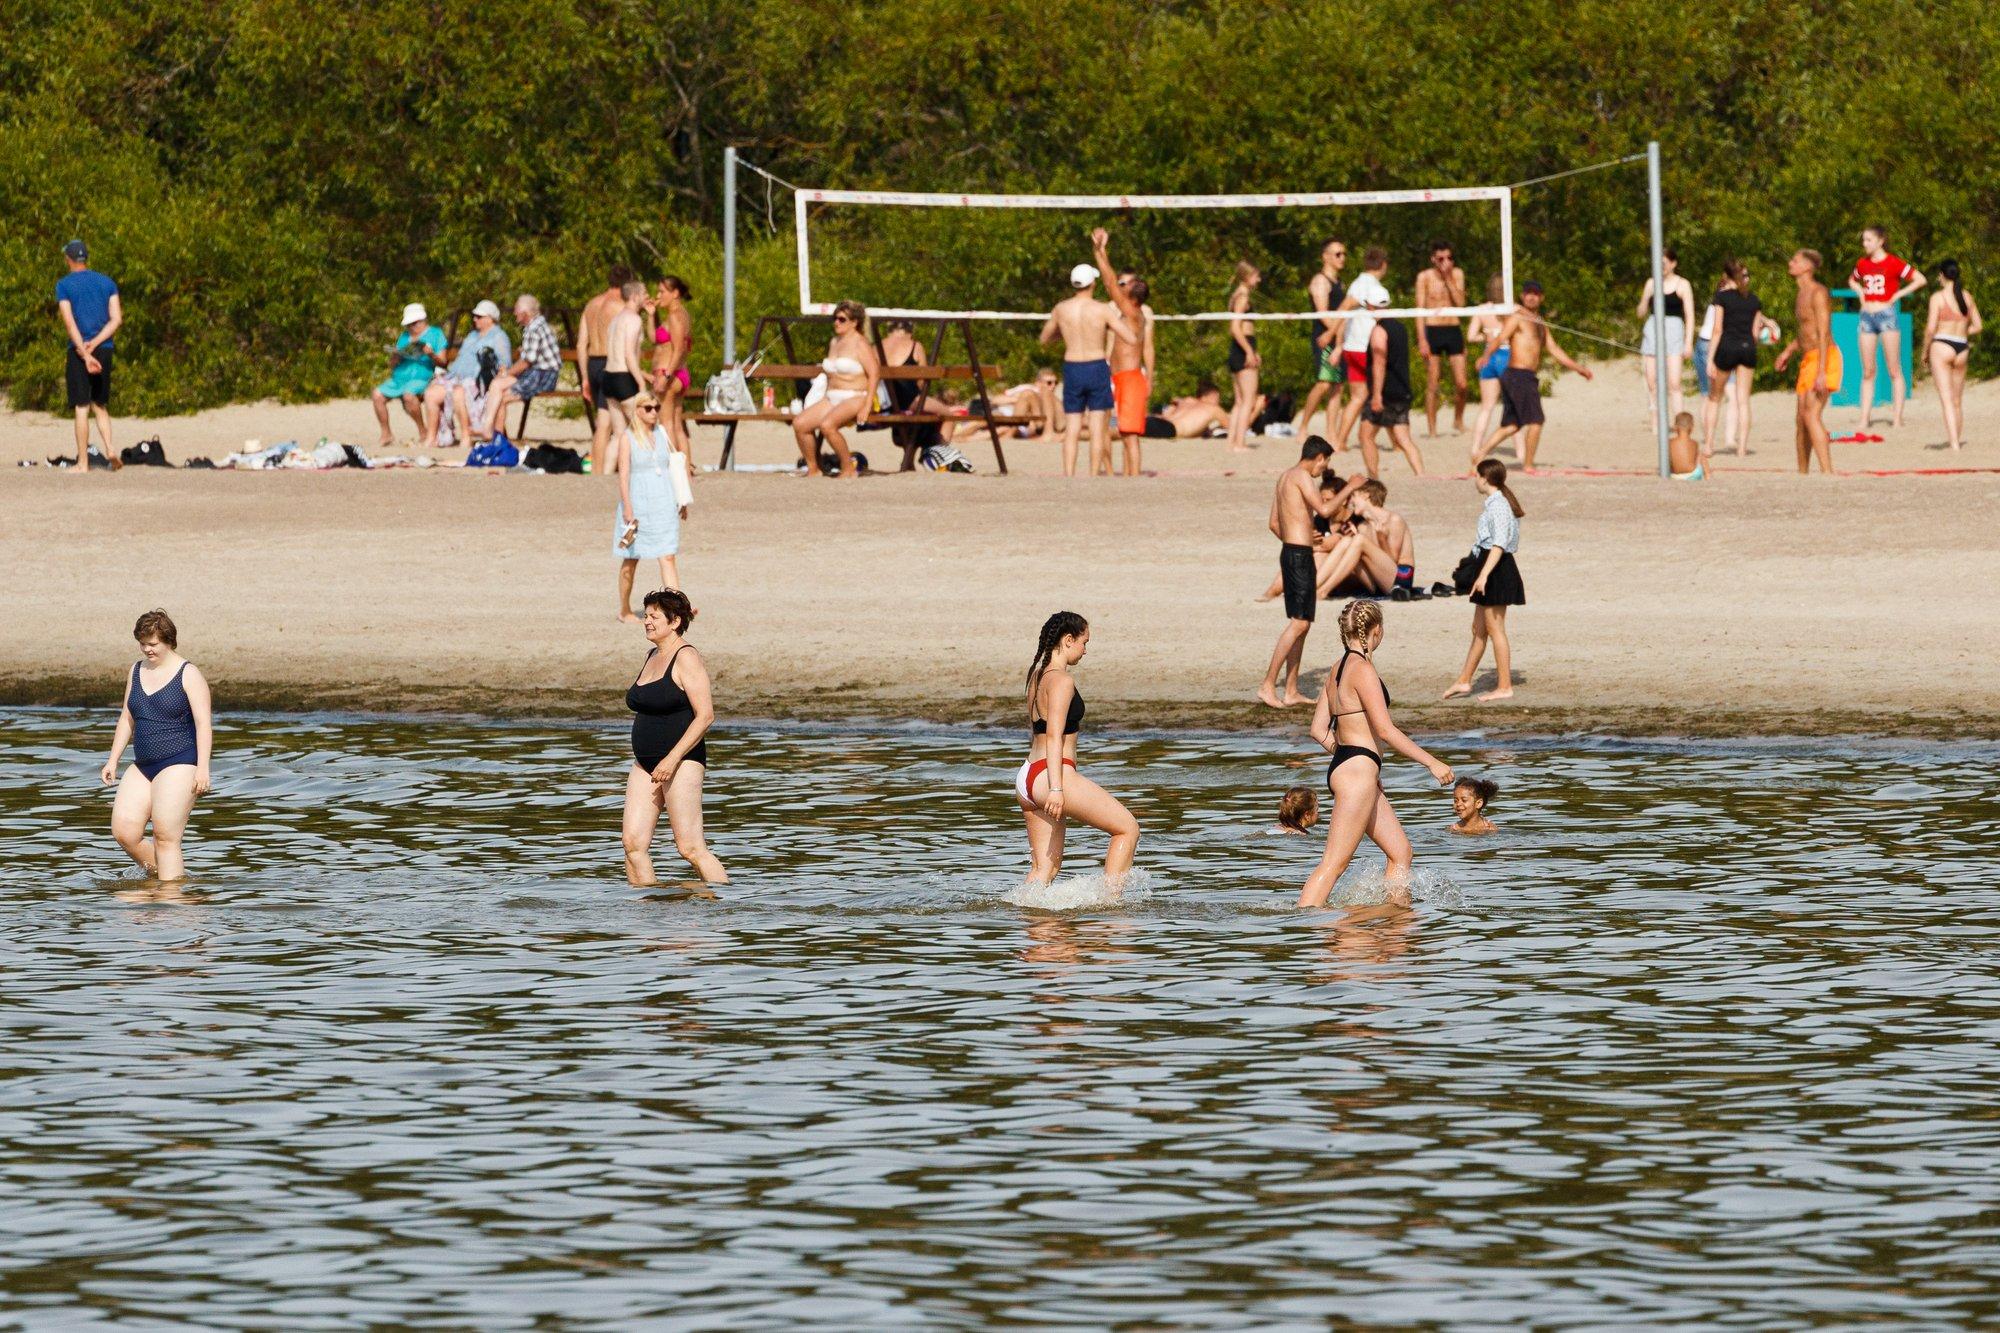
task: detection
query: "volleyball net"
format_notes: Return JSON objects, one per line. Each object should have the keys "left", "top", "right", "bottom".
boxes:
{"left": 754, "top": 168, "right": 1519, "bottom": 323}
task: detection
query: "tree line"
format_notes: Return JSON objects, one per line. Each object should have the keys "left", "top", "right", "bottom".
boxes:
{"left": 3, "top": 0, "right": 1994, "bottom": 415}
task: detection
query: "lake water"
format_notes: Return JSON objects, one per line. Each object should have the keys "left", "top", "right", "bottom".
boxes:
{"left": 4, "top": 709, "right": 1999, "bottom": 1329}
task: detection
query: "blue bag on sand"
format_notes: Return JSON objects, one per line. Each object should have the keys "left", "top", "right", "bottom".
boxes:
{"left": 467, "top": 435, "right": 519, "bottom": 468}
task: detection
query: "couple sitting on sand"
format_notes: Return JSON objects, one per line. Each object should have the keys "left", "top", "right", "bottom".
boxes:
{"left": 1258, "top": 468, "right": 1416, "bottom": 606}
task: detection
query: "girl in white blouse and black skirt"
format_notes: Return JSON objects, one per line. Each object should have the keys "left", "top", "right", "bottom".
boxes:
{"left": 1442, "top": 458, "right": 1525, "bottom": 703}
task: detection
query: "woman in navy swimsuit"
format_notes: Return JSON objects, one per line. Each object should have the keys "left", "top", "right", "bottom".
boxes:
{"left": 102, "top": 609, "right": 212, "bottom": 881}
{"left": 1299, "top": 601, "right": 1453, "bottom": 908}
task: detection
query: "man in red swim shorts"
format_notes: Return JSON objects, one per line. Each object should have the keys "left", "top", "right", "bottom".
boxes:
{"left": 1333, "top": 247, "right": 1393, "bottom": 453}
{"left": 1093, "top": 227, "right": 1154, "bottom": 478}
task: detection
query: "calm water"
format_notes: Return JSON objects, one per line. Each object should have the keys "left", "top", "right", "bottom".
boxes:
{"left": 4, "top": 708, "right": 1999, "bottom": 1329}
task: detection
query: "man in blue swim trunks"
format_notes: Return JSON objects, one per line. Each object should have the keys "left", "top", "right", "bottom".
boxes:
{"left": 1039, "top": 260, "right": 1135, "bottom": 477}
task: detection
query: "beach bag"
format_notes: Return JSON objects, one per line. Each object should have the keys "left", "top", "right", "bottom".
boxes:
{"left": 467, "top": 438, "right": 519, "bottom": 468}
{"left": 1452, "top": 549, "right": 1484, "bottom": 595}
{"left": 667, "top": 448, "right": 693, "bottom": 507}
{"left": 524, "top": 442, "right": 584, "bottom": 474}
{"left": 920, "top": 443, "right": 973, "bottom": 474}
{"left": 120, "top": 437, "right": 169, "bottom": 467}
{"left": 477, "top": 346, "right": 500, "bottom": 392}
{"left": 704, "top": 353, "right": 761, "bottom": 414}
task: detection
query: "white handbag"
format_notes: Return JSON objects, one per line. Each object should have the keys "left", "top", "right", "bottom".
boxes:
{"left": 703, "top": 353, "right": 762, "bottom": 414}
{"left": 667, "top": 447, "right": 693, "bottom": 508}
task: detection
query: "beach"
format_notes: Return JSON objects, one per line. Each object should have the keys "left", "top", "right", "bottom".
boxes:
{"left": 6, "top": 361, "right": 1998, "bottom": 737}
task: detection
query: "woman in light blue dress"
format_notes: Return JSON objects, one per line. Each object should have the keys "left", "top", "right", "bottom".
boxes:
{"left": 615, "top": 394, "right": 689, "bottom": 621}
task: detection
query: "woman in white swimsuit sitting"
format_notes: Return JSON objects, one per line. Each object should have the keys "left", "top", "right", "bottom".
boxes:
{"left": 791, "top": 300, "right": 880, "bottom": 477}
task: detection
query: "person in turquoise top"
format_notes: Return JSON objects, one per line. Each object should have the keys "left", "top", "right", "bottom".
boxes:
{"left": 371, "top": 302, "right": 447, "bottom": 447}
{"left": 422, "top": 299, "right": 512, "bottom": 447}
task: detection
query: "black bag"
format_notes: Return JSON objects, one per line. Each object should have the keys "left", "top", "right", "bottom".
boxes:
{"left": 524, "top": 443, "right": 585, "bottom": 474}
{"left": 1452, "top": 549, "right": 1484, "bottom": 595}
{"left": 477, "top": 347, "right": 500, "bottom": 393}
{"left": 120, "top": 437, "right": 169, "bottom": 467}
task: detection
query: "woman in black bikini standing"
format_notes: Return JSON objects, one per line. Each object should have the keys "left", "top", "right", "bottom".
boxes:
{"left": 1923, "top": 259, "right": 1981, "bottom": 452}
{"left": 1299, "top": 601, "right": 1453, "bottom": 908}
{"left": 622, "top": 587, "right": 728, "bottom": 885}
{"left": 1016, "top": 612, "right": 1140, "bottom": 888}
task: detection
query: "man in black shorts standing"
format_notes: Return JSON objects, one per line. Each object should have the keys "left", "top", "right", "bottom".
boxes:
{"left": 1414, "top": 241, "right": 1468, "bottom": 436}
{"left": 1259, "top": 436, "right": 1341, "bottom": 708}
{"left": 1360, "top": 316, "right": 1425, "bottom": 477}
{"left": 55, "top": 239, "right": 123, "bottom": 470}
{"left": 1473, "top": 281, "right": 1593, "bottom": 471}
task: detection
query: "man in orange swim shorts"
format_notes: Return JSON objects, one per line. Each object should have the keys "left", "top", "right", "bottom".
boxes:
{"left": 1775, "top": 249, "right": 1839, "bottom": 474}
{"left": 1093, "top": 227, "right": 1155, "bottom": 478}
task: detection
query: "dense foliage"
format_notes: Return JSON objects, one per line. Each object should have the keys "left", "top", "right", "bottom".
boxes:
{"left": 4, "top": 0, "right": 1996, "bottom": 413}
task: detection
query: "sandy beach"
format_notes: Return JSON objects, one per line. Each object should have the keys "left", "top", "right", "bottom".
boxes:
{"left": 6, "top": 360, "right": 1998, "bottom": 738}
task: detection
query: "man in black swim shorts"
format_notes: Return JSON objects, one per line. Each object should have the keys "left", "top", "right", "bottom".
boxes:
{"left": 1414, "top": 241, "right": 1469, "bottom": 436}
{"left": 1259, "top": 436, "right": 1342, "bottom": 709}
{"left": 1472, "top": 280, "right": 1593, "bottom": 471}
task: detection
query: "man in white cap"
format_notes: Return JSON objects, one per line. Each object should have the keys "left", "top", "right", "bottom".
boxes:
{"left": 56, "top": 238, "right": 123, "bottom": 469}
{"left": 371, "top": 302, "right": 447, "bottom": 447}
{"left": 1038, "top": 252, "right": 1135, "bottom": 477}
{"left": 421, "top": 300, "right": 512, "bottom": 448}
{"left": 479, "top": 295, "right": 564, "bottom": 445}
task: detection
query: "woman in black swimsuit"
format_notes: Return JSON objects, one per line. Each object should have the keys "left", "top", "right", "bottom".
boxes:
{"left": 1299, "top": 601, "right": 1454, "bottom": 908}
{"left": 1017, "top": 611, "right": 1140, "bottom": 888}
{"left": 622, "top": 587, "right": 728, "bottom": 885}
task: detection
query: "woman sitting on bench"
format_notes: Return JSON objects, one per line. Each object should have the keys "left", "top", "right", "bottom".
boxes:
{"left": 792, "top": 300, "right": 880, "bottom": 478}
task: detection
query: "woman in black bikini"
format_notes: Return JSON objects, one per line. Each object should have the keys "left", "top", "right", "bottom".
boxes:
{"left": 1016, "top": 611, "right": 1139, "bottom": 888}
{"left": 1299, "top": 601, "right": 1453, "bottom": 908}
{"left": 622, "top": 587, "right": 728, "bottom": 885}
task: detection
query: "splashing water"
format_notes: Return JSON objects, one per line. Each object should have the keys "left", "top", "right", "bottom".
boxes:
{"left": 1002, "top": 867, "right": 1155, "bottom": 911}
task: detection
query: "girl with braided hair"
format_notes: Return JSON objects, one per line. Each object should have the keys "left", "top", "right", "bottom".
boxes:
{"left": 1016, "top": 612, "right": 1140, "bottom": 887}
{"left": 1300, "top": 600, "right": 1453, "bottom": 908}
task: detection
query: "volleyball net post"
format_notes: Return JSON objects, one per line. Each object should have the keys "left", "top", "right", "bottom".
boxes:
{"left": 722, "top": 145, "right": 739, "bottom": 366}
{"left": 1646, "top": 141, "right": 1669, "bottom": 480}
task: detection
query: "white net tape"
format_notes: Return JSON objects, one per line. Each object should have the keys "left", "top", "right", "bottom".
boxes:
{"left": 795, "top": 185, "right": 1516, "bottom": 321}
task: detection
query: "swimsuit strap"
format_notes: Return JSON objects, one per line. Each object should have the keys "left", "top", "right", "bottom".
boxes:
{"left": 663, "top": 643, "right": 690, "bottom": 681}
{"left": 1332, "top": 649, "right": 1365, "bottom": 717}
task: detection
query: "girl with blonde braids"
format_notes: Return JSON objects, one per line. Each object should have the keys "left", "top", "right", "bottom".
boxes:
{"left": 1300, "top": 601, "right": 1453, "bottom": 908}
{"left": 1016, "top": 611, "right": 1140, "bottom": 887}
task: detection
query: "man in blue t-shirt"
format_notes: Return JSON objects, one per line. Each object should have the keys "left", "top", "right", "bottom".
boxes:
{"left": 55, "top": 239, "right": 123, "bottom": 469}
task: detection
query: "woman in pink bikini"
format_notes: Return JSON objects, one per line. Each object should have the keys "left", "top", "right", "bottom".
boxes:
{"left": 648, "top": 277, "right": 694, "bottom": 456}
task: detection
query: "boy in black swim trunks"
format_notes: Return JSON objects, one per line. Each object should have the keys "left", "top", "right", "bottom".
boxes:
{"left": 1258, "top": 437, "right": 1343, "bottom": 709}
{"left": 1414, "top": 241, "right": 1469, "bottom": 436}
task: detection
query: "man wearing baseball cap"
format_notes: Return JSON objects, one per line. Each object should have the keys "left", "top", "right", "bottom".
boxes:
{"left": 55, "top": 239, "right": 123, "bottom": 469}
{"left": 1037, "top": 250, "right": 1136, "bottom": 477}
{"left": 371, "top": 302, "right": 447, "bottom": 447}
{"left": 421, "top": 299, "right": 512, "bottom": 447}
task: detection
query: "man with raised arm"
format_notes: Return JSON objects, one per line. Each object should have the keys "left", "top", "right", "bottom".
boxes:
{"left": 578, "top": 264, "right": 631, "bottom": 474}
{"left": 1414, "top": 240, "right": 1469, "bottom": 436}
{"left": 1775, "top": 250, "right": 1840, "bottom": 474}
{"left": 1092, "top": 228, "right": 1155, "bottom": 478}
{"left": 1290, "top": 239, "right": 1349, "bottom": 442}
{"left": 1471, "top": 281, "right": 1593, "bottom": 472}
{"left": 1039, "top": 255, "right": 1135, "bottom": 477}
{"left": 1258, "top": 438, "right": 1355, "bottom": 709}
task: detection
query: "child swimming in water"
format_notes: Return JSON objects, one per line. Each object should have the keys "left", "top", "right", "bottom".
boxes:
{"left": 1450, "top": 777, "right": 1497, "bottom": 835}
{"left": 1276, "top": 785, "right": 1319, "bottom": 834}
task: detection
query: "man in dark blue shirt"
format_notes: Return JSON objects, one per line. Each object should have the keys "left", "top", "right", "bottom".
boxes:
{"left": 56, "top": 239, "right": 123, "bottom": 469}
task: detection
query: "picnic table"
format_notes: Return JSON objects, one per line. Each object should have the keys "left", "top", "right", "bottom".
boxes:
{"left": 689, "top": 315, "right": 1016, "bottom": 473}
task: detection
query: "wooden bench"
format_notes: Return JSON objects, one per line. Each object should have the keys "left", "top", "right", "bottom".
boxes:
{"left": 441, "top": 307, "right": 595, "bottom": 440}
{"left": 689, "top": 314, "right": 1014, "bottom": 473}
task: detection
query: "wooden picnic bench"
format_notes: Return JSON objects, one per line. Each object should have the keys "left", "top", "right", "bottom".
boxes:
{"left": 688, "top": 314, "right": 1013, "bottom": 474}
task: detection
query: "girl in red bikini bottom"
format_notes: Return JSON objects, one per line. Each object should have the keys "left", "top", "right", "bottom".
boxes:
{"left": 1017, "top": 611, "right": 1140, "bottom": 888}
